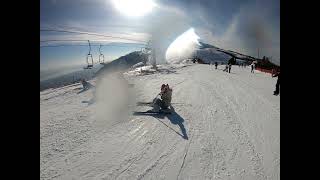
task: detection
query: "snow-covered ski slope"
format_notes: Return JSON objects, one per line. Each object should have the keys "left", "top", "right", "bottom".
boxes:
{"left": 40, "top": 64, "right": 280, "bottom": 180}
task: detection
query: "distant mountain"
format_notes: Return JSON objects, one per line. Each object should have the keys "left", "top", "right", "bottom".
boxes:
{"left": 197, "top": 41, "right": 258, "bottom": 63}
{"left": 198, "top": 41, "right": 218, "bottom": 49}
{"left": 195, "top": 47, "right": 232, "bottom": 64}
{"left": 40, "top": 65, "right": 103, "bottom": 91}
{"left": 96, "top": 51, "right": 148, "bottom": 75}
{"left": 40, "top": 42, "right": 277, "bottom": 91}
{"left": 196, "top": 41, "right": 279, "bottom": 67}
{"left": 40, "top": 51, "right": 148, "bottom": 91}
{"left": 97, "top": 41, "right": 259, "bottom": 73}
{"left": 40, "top": 64, "right": 85, "bottom": 82}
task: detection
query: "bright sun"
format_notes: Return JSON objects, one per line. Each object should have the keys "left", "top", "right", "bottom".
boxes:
{"left": 111, "top": 0, "right": 156, "bottom": 17}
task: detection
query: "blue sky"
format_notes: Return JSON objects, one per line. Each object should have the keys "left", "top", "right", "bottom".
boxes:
{"left": 40, "top": 0, "right": 280, "bottom": 70}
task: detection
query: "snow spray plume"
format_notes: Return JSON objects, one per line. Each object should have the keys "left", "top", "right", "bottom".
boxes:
{"left": 93, "top": 70, "right": 134, "bottom": 127}
{"left": 146, "top": 7, "right": 195, "bottom": 64}
{"left": 165, "top": 28, "right": 200, "bottom": 63}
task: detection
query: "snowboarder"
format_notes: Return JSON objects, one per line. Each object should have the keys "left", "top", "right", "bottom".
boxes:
{"left": 272, "top": 69, "right": 280, "bottom": 95}
{"left": 251, "top": 63, "right": 255, "bottom": 73}
{"left": 149, "top": 84, "right": 172, "bottom": 112}
{"left": 214, "top": 62, "right": 218, "bottom": 69}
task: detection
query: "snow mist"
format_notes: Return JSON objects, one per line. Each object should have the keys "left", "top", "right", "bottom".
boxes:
{"left": 165, "top": 28, "right": 200, "bottom": 63}
{"left": 93, "top": 71, "right": 133, "bottom": 127}
{"left": 147, "top": 8, "right": 191, "bottom": 65}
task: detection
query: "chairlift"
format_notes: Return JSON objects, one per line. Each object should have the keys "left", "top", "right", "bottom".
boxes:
{"left": 98, "top": 44, "right": 105, "bottom": 64}
{"left": 84, "top": 40, "right": 94, "bottom": 69}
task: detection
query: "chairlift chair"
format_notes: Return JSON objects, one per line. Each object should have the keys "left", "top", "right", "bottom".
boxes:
{"left": 84, "top": 40, "right": 94, "bottom": 69}
{"left": 98, "top": 44, "right": 105, "bottom": 65}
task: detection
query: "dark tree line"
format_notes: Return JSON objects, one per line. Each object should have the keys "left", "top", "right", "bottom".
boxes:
{"left": 256, "top": 56, "right": 279, "bottom": 70}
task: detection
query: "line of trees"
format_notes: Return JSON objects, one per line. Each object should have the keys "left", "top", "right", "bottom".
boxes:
{"left": 256, "top": 56, "right": 279, "bottom": 70}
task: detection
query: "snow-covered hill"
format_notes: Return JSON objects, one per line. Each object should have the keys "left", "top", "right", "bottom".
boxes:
{"left": 194, "top": 41, "right": 259, "bottom": 64}
{"left": 40, "top": 51, "right": 149, "bottom": 91}
{"left": 40, "top": 64, "right": 103, "bottom": 91}
{"left": 96, "top": 51, "right": 149, "bottom": 76}
{"left": 166, "top": 41, "right": 259, "bottom": 65}
{"left": 195, "top": 47, "right": 232, "bottom": 64}
{"left": 41, "top": 64, "right": 280, "bottom": 180}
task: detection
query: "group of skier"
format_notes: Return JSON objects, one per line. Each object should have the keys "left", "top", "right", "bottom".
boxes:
{"left": 222, "top": 63, "right": 231, "bottom": 73}
{"left": 209, "top": 57, "right": 279, "bottom": 96}
{"left": 142, "top": 55, "right": 280, "bottom": 112}
{"left": 77, "top": 58, "right": 279, "bottom": 114}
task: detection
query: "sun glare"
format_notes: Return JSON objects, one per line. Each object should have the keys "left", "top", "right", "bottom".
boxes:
{"left": 111, "top": 0, "right": 156, "bottom": 17}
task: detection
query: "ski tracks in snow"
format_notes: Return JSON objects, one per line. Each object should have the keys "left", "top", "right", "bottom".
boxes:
{"left": 40, "top": 64, "right": 279, "bottom": 180}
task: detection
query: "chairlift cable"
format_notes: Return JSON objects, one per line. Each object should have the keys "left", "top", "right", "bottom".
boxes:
{"left": 40, "top": 44, "right": 146, "bottom": 48}
{"left": 88, "top": 40, "right": 91, "bottom": 55}
{"left": 40, "top": 29, "right": 147, "bottom": 43}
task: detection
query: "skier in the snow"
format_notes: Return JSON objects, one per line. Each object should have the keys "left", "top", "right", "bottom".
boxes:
{"left": 81, "top": 79, "right": 93, "bottom": 90}
{"left": 150, "top": 84, "right": 172, "bottom": 112}
{"left": 227, "top": 57, "right": 234, "bottom": 73}
{"left": 214, "top": 62, "right": 218, "bottom": 69}
{"left": 251, "top": 63, "right": 255, "bottom": 73}
{"left": 223, "top": 64, "right": 228, "bottom": 72}
{"left": 272, "top": 69, "right": 280, "bottom": 95}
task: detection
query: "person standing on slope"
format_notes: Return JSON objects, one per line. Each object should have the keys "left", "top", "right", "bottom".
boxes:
{"left": 215, "top": 62, "right": 218, "bottom": 69}
{"left": 251, "top": 63, "right": 255, "bottom": 73}
{"left": 227, "top": 57, "right": 234, "bottom": 73}
{"left": 272, "top": 69, "right": 280, "bottom": 95}
{"left": 81, "top": 79, "right": 94, "bottom": 90}
{"left": 149, "top": 84, "right": 172, "bottom": 112}
{"left": 223, "top": 64, "right": 228, "bottom": 72}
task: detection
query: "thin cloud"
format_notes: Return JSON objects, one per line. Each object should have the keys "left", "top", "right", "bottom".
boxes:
{"left": 198, "top": 1, "right": 280, "bottom": 64}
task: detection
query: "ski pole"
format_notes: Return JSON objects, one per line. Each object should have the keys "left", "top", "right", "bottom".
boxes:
{"left": 155, "top": 92, "right": 160, "bottom": 98}
{"left": 152, "top": 93, "right": 160, "bottom": 105}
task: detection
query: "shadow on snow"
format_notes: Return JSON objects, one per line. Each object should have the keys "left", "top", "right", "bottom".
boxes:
{"left": 133, "top": 106, "right": 188, "bottom": 140}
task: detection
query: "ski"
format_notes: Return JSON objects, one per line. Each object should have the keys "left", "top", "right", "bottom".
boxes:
{"left": 136, "top": 102, "right": 189, "bottom": 106}
{"left": 136, "top": 102, "right": 154, "bottom": 106}
{"left": 133, "top": 110, "right": 172, "bottom": 115}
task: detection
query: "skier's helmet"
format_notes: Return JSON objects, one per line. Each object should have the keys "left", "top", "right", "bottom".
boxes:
{"left": 161, "top": 84, "right": 166, "bottom": 90}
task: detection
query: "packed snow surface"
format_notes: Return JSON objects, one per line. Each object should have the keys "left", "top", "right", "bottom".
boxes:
{"left": 41, "top": 64, "right": 280, "bottom": 180}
